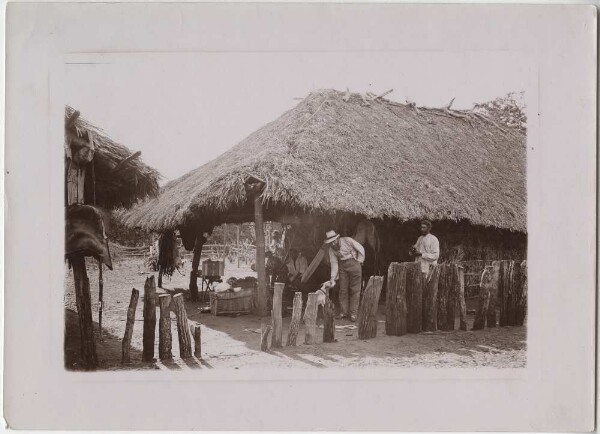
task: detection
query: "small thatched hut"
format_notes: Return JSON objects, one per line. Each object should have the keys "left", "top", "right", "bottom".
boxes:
{"left": 122, "top": 89, "right": 526, "bottom": 313}
{"left": 65, "top": 106, "right": 160, "bottom": 369}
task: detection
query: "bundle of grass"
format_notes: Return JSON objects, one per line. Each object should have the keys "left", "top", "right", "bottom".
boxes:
{"left": 157, "top": 231, "right": 181, "bottom": 287}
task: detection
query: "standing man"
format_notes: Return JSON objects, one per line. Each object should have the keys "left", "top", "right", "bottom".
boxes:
{"left": 325, "top": 230, "right": 365, "bottom": 322}
{"left": 410, "top": 220, "right": 440, "bottom": 277}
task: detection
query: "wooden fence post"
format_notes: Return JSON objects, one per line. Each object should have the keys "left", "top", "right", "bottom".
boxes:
{"left": 158, "top": 294, "right": 173, "bottom": 360}
{"left": 455, "top": 265, "right": 467, "bottom": 331}
{"left": 515, "top": 261, "right": 527, "bottom": 326}
{"left": 422, "top": 265, "right": 441, "bottom": 332}
{"left": 303, "top": 293, "right": 319, "bottom": 344}
{"left": 323, "top": 297, "right": 336, "bottom": 343}
{"left": 190, "top": 324, "right": 202, "bottom": 359}
{"left": 436, "top": 264, "right": 451, "bottom": 331}
{"left": 405, "top": 263, "right": 423, "bottom": 333}
{"left": 261, "top": 322, "right": 272, "bottom": 351}
{"left": 499, "top": 260, "right": 512, "bottom": 326}
{"left": 385, "top": 262, "right": 408, "bottom": 336}
{"left": 486, "top": 261, "right": 502, "bottom": 327}
{"left": 286, "top": 292, "right": 303, "bottom": 346}
{"left": 357, "top": 276, "right": 384, "bottom": 339}
{"left": 473, "top": 265, "right": 499, "bottom": 330}
{"left": 71, "top": 256, "right": 98, "bottom": 370}
{"left": 142, "top": 275, "right": 157, "bottom": 362}
{"left": 172, "top": 293, "right": 192, "bottom": 359}
{"left": 271, "top": 282, "right": 284, "bottom": 348}
{"left": 121, "top": 288, "right": 139, "bottom": 364}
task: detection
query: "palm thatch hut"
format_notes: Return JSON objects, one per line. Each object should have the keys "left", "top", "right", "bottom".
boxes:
{"left": 65, "top": 106, "right": 160, "bottom": 369}
{"left": 122, "top": 89, "right": 526, "bottom": 314}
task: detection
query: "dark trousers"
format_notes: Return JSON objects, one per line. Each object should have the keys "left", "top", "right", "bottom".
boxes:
{"left": 339, "top": 258, "right": 362, "bottom": 316}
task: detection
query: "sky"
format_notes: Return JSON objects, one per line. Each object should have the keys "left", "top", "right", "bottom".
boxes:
{"left": 66, "top": 51, "right": 532, "bottom": 183}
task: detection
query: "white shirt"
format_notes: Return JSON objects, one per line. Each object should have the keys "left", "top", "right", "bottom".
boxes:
{"left": 329, "top": 237, "right": 365, "bottom": 281}
{"left": 414, "top": 233, "right": 440, "bottom": 273}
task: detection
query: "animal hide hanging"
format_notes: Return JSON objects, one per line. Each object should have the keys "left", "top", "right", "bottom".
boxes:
{"left": 158, "top": 231, "right": 180, "bottom": 277}
{"left": 65, "top": 204, "right": 113, "bottom": 269}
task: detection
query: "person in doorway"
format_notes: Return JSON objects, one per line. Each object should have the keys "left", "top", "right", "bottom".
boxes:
{"left": 409, "top": 220, "right": 440, "bottom": 277}
{"left": 287, "top": 248, "right": 308, "bottom": 283}
{"left": 325, "top": 230, "right": 365, "bottom": 322}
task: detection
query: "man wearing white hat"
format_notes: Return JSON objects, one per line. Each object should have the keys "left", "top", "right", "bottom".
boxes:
{"left": 325, "top": 230, "right": 365, "bottom": 322}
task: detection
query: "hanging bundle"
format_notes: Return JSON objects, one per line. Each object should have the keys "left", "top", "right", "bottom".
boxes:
{"left": 158, "top": 231, "right": 180, "bottom": 278}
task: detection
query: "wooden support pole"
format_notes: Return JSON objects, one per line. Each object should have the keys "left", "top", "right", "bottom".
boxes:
{"left": 473, "top": 265, "right": 499, "bottom": 330}
{"left": 254, "top": 195, "right": 268, "bottom": 316}
{"left": 499, "top": 260, "right": 512, "bottom": 326}
{"left": 446, "top": 265, "right": 457, "bottom": 330}
{"left": 323, "top": 297, "right": 336, "bottom": 343}
{"left": 515, "top": 261, "right": 528, "bottom": 326}
{"left": 286, "top": 292, "right": 303, "bottom": 346}
{"left": 405, "top": 263, "right": 423, "bottom": 333}
{"left": 455, "top": 265, "right": 467, "bottom": 331}
{"left": 122, "top": 288, "right": 140, "bottom": 364}
{"left": 142, "top": 275, "right": 157, "bottom": 362}
{"left": 189, "top": 230, "right": 205, "bottom": 301}
{"left": 190, "top": 324, "right": 202, "bottom": 359}
{"left": 97, "top": 260, "right": 104, "bottom": 338}
{"left": 71, "top": 256, "right": 98, "bottom": 370}
{"left": 158, "top": 294, "right": 173, "bottom": 361}
{"left": 271, "top": 282, "right": 284, "bottom": 348}
{"left": 436, "top": 264, "right": 451, "bottom": 330}
{"left": 422, "top": 265, "right": 441, "bottom": 332}
{"left": 486, "top": 261, "right": 502, "bottom": 327}
{"left": 260, "top": 322, "right": 272, "bottom": 351}
{"left": 303, "top": 292, "right": 319, "bottom": 344}
{"left": 172, "top": 293, "right": 193, "bottom": 359}
{"left": 385, "top": 262, "right": 408, "bottom": 336}
{"left": 357, "top": 276, "right": 384, "bottom": 339}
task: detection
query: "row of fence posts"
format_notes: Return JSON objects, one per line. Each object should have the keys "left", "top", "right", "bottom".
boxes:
{"left": 121, "top": 275, "right": 202, "bottom": 365}
{"left": 261, "top": 259, "right": 527, "bottom": 350}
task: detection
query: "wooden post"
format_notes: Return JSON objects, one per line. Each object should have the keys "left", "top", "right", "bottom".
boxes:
{"left": 385, "top": 262, "right": 408, "bottom": 336}
{"left": 446, "top": 265, "right": 457, "bottom": 330}
{"left": 122, "top": 288, "right": 140, "bottom": 364}
{"left": 286, "top": 292, "right": 303, "bottom": 346}
{"left": 254, "top": 195, "right": 268, "bottom": 316}
{"left": 189, "top": 230, "right": 205, "bottom": 301}
{"left": 71, "top": 256, "right": 98, "bottom": 370}
{"left": 142, "top": 275, "right": 157, "bottom": 362}
{"left": 158, "top": 294, "right": 173, "bottom": 360}
{"left": 190, "top": 324, "right": 202, "bottom": 359}
{"left": 303, "top": 293, "right": 319, "bottom": 344}
{"left": 422, "top": 265, "right": 441, "bottom": 332}
{"left": 357, "top": 276, "right": 384, "bottom": 339}
{"left": 472, "top": 265, "right": 498, "bottom": 330}
{"left": 405, "top": 263, "right": 423, "bottom": 333}
{"left": 172, "top": 293, "right": 193, "bottom": 358}
{"left": 436, "top": 264, "right": 451, "bottom": 330}
{"left": 261, "top": 322, "right": 272, "bottom": 351}
{"left": 486, "top": 261, "right": 502, "bottom": 327}
{"left": 271, "top": 282, "right": 284, "bottom": 348}
{"left": 97, "top": 260, "right": 104, "bottom": 338}
{"left": 455, "top": 265, "right": 467, "bottom": 331}
{"left": 323, "top": 297, "right": 336, "bottom": 343}
{"left": 515, "top": 261, "right": 527, "bottom": 326}
{"left": 499, "top": 260, "right": 512, "bottom": 326}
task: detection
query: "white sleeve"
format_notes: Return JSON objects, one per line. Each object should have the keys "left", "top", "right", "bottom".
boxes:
{"left": 422, "top": 237, "right": 440, "bottom": 262}
{"left": 329, "top": 249, "right": 339, "bottom": 281}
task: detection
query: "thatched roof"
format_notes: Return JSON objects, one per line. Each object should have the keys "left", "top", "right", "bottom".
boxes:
{"left": 65, "top": 106, "right": 161, "bottom": 209}
{"left": 122, "top": 89, "right": 526, "bottom": 232}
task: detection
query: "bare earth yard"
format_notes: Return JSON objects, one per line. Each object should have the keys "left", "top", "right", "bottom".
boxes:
{"left": 64, "top": 256, "right": 526, "bottom": 370}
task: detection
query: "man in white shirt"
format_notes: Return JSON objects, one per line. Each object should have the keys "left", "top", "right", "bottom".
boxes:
{"left": 326, "top": 230, "right": 365, "bottom": 322}
{"left": 410, "top": 220, "right": 440, "bottom": 276}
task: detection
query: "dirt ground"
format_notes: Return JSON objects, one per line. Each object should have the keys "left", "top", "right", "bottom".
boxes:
{"left": 64, "top": 256, "right": 527, "bottom": 371}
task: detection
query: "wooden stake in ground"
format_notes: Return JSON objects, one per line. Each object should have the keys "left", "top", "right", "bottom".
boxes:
{"left": 385, "top": 262, "right": 408, "bottom": 336}
{"left": 286, "top": 292, "right": 303, "bottom": 346}
{"left": 190, "top": 324, "right": 202, "bottom": 359}
{"left": 323, "top": 297, "right": 336, "bottom": 343}
{"left": 515, "top": 261, "right": 528, "bottom": 326}
{"left": 71, "top": 256, "right": 98, "bottom": 370}
{"left": 436, "top": 264, "right": 451, "bottom": 331}
{"left": 357, "top": 276, "right": 384, "bottom": 339}
{"left": 158, "top": 294, "right": 173, "bottom": 360}
{"left": 172, "top": 293, "right": 193, "bottom": 359}
{"left": 446, "top": 265, "right": 457, "bottom": 330}
{"left": 260, "top": 322, "right": 272, "bottom": 351}
{"left": 121, "top": 288, "right": 139, "bottom": 364}
{"left": 473, "top": 265, "right": 497, "bottom": 330}
{"left": 405, "top": 263, "right": 424, "bottom": 333}
{"left": 422, "top": 265, "right": 441, "bottom": 332}
{"left": 271, "top": 282, "right": 284, "bottom": 348}
{"left": 486, "top": 261, "right": 502, "bottom": 327}
{"left": 455, "top": 264, "right": 467, "bottom": 331}
{"left": 499, "top": 260, "right": 513, "bottom": 326}
{"left": 303, "top": 292, "right": 319, "bottom": 344}
{"left": 142, "top": 275, "right": 157, "bottom": 362}
{"left": 253, "top": 194, "right": 268, "bottom": 316}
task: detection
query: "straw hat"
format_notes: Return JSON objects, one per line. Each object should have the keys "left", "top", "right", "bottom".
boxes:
{"left": 324, "top": 230, "right": 340, "bottom": 244}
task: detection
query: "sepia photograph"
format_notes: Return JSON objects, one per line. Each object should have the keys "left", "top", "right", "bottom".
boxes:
{"left": 64, "top": 51, "right": 528, "bottom": 371}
